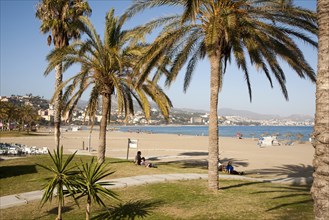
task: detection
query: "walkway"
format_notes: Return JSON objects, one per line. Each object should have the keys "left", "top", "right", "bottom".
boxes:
{"left": 0, "top": 173, "right": 312, "bottom": 209}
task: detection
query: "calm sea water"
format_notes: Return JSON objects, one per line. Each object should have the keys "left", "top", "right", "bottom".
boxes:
{"left": 113, "top": 125, "right": 313, "bottom": 141}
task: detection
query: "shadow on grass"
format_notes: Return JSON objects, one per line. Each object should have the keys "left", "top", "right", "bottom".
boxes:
{"left": 43, "top": 205, "right": 75, "bottom": 217}
{"left": 253, "top": 184, "right": 313, "bottom": 212}
{"left": 220, "top": 181, "right": 263, "bottom": 190}
{"left": 253, "top": 185, "right": 310, "bottom": 197}
{"left": 108, "top": 159, "right": 133, "bottom": 164}
{"left": 92, "top": 200, "right": 162, "bottom": 220}
{"left": 267, "top": 199, "right": 313, "bottom": 211}
{"left": 0, "top": 165, "right": 37, "bottom": 178}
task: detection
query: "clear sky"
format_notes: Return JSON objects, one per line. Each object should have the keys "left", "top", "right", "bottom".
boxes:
{"left": 0, "top": 0, "right": 318, "bottom": 117}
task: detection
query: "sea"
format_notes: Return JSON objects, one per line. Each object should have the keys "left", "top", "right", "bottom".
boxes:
{"left": 112, "top": 125, "right": 313, "bottom": 142}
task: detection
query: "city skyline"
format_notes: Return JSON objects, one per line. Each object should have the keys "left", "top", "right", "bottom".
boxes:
{"left": 1, "top": 0, "right": 318, "bottom": 117}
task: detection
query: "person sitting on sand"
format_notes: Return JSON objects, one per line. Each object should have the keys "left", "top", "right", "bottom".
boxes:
{"left": 141, "top": 157, "right": 157, "bottom": 168}
{"left": 226, "top": 161, "right": 244, "bottom": 175}
{"left": 134, "top": 151, "right": 142, "bottom": 165}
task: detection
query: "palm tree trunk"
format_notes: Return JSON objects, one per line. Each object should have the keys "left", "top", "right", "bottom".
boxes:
{"left": 208, "top": 53, "right": 221, "bottom": 190}
{"left": 98, "top": 94, "right": 110, "bottom": 164}
{"left": 311, "top": 1, "right": 329, "bottom": 219}
{"left": 54, "top": 63, "right": 63, "bottom": 150}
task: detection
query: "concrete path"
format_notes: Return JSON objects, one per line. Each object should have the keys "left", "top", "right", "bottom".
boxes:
{"left": 0, "top": 173, "right": 312, "bottom": 209}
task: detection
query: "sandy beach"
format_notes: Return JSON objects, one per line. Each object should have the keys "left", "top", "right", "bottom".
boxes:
{"left": 1, "top": 130, "right": 314, "bottom": 180}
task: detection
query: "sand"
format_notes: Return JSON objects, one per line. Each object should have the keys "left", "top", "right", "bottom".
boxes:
{"left": 0, "top": 130, "right": 314, "bottom": 179}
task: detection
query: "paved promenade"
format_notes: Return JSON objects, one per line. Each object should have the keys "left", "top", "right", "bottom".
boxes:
{"left": 0, "top": 173, "right": 312, "bottom": 209}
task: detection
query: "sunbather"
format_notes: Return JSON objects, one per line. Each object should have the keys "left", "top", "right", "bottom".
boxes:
{"left": 226, "top": 161, "right": 244, "bottom": 175}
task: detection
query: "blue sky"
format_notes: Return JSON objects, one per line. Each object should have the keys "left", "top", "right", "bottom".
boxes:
{"left": 0, "top": 0, "right": 317, "bottom": 116}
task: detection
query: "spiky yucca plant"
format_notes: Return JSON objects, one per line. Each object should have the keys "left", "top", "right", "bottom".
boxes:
{"left": 74, "top": 158, "right": 118, "bottom": 220}
{"left": 37, "top": 146, "right": 78, "bottom": 220}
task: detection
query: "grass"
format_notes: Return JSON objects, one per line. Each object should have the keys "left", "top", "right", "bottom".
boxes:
{"left": 0, "top": 155, "right": 313, "bottom": 219}
{"left": 0, "top": 180, "right": 313, "bottom": 219}
{"left": 0, "top": 155, "right": 206, "bottom": 196}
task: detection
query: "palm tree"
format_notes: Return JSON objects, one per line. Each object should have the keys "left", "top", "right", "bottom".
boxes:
{"left": 37, "top": 146, "right": 79, "bottom": 220}
{"left": 36, "top": 0, "right": 91, "bottom": 150}
{"left": 0, "top": 102, "right": 19, "bottom": 131}
{"left": 125, "top": 0, "right": 317, "bottom": 190}
{"left": 46, "top": 9, "right": 172, "bottom": 163}
{"left": 19, "top": 105, "right": 39, "bottom": 133}
{"left": 74, "top": 158, "right": 118, "bottom": 220}
{"left": 311, "top": 0, "right": 329, "bottom": 219}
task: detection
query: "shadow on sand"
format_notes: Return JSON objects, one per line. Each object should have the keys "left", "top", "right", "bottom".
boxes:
{"left": 249, "top": 164, "right": 313, "bottom": 185}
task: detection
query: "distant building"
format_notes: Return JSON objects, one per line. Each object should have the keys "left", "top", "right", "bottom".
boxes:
{"left": 38, "top": 104, "right": 55, "bottom": 121}
{"left": 190, "top": 117, "right": 204, "bottom": 124}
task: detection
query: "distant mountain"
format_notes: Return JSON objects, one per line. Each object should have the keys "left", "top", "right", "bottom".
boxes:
{"left": 77, "top": 99, "right": 313, "bottom": 121}
{"left": 172, "top": 108, "right": 208, "bottom": 113}
{"left": 281, "top": 114, "right": 314, "bottom": 121}
{"left": 173, "top": 107, "right": 313, "bottom": 121}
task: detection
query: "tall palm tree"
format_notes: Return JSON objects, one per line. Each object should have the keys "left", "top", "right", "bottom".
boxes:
{"left": 36, "top": 0, "right": 91, "bottom": 150}
{"left": 311, "top": 0, "right": 329, "bottom": 219}
{"left": 125, "top": 0, "right": 317, "bottom": 190}
{"left": 46, "top": 9, "right": 172, "bottom": 164}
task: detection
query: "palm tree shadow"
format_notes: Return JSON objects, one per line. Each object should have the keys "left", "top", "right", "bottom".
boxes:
{"left": 154, "top": 157, "right": 249, "bottom": 170}
{"left": 220, "top": 181, "right": 263, "bottom": 190}
{"left": 178, "top": 151, "right": 208, "bottom": 156}
{"left": 267, "top": 199, "right": 313, "bottom": 211}
{"left": 252, "top": 185, "right": 312, "bottom": 212}
{"left": 156, "top": 159, "right": 208, "bottom": 169}
{"left": 218, "top": 157, "right": 249, "bottom": 168}
{"left": 249, "top": 164, "right": 314, "bottom": 185}
{"left": 92, "top": 199, "right": 163, "bottom": 220}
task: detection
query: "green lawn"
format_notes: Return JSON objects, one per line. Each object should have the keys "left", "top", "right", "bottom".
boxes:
{"left": 0, "top": 155, "right": 313, "bottom": 219}
{"left": 0, "top": 155, "right": 207, "bottom": 196}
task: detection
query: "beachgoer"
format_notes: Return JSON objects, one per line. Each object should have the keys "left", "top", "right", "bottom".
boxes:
{"left": 134, "top": 151, "right": 142, "bottom": 165}
{"left": 141, "top": 157, "right": 157, "bottom": 168}
{"left": 218, "top": 161, "right": 224, "bottom": 171}
{"left": 226, "top": 161, "right": 244, "bottom": 175}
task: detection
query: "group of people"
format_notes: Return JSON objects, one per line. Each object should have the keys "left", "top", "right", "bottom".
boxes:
{"left": 134, "top": 151, "right": 243, "bottom": 173}
{"left": 218, "top": 160, "right": 244, "bottom": 175}
{"left": 134, "top": 151, "right": 157, "bottom": 168}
